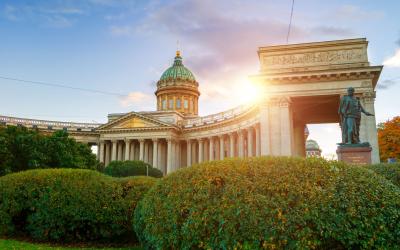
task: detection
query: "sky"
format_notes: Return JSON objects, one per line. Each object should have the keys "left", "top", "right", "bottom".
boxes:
{"left": 1, "top": 0, "right": 400, "bottom": 158}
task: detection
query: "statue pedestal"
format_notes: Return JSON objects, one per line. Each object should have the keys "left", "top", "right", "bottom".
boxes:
{"left": 336, "top": 144, "right": 372, "bottom": 165}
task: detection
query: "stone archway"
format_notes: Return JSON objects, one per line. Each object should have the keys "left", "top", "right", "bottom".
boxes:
{"left": 252, "top": 38, "right": 382, "bottom": 163}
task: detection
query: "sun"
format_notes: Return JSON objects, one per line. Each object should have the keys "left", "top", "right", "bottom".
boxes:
{"left": 235, "top": 79, "right": 265, "bottom": 105}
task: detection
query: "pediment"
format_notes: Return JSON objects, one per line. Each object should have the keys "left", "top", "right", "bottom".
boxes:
{"left": 97, "top": 112, "right": 172, "bottom": 131}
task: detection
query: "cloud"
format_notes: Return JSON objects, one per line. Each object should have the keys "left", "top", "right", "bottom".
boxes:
{"left": 377, "top": 78, "right": 400, "bottom": 90}
{"left": 120, "top": 91, "right": 154, "bottom": 110}
{"left": 2, "top": 5, "right": 21, "bottom": 21}
{"left": 130, "top": 0, "right": 357, "bottom": 113}
{"left": 335, "top": 4, "right": 384, "bottom": 21}
{"left": 311, "top": 26, "right": 354, "bottom": 36}
{"left": 383, "top": 49, "right": 400, "bottom": 67}
{"left": 109, "top": 25, "right": 134, "bottom": 36}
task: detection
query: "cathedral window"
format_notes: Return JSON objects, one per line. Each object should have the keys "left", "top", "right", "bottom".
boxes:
{"left": 169, "top": 99, "right": 173, "bottom": 109}
{"left": 176, "top": 99, "right": 181, "bottom": 108}
{"left": 184, "top": 100, "right": 188, "bottom": 109}
{"left": 162, "top": 100, "right": 166, "bottom": 110}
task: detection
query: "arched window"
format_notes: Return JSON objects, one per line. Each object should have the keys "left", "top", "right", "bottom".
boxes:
{"left": 184, "top": 99, "right": 188, "bottom": 109}
{"left": 169, "top": 99, "right": 173, "bottom": 109}
{"left": 162, "top": 100, "right": 166, "bottom": 110}
{"left": 176, "top": 99, "right": 181, "bottom": 108}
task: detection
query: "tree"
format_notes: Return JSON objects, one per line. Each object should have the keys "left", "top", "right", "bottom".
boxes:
{"left": 378, "top": 116, "right": 400, "bottom": 162}
{"left": 0, "top": 126, "right": 99, "bottom": 176}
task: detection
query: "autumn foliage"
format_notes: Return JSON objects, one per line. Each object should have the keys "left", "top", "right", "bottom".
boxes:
{"left": 378, "top": 116, "right": 400, "bottom": 162}
{"left": 134, "top": 157, "right": 400, "bottom": 249}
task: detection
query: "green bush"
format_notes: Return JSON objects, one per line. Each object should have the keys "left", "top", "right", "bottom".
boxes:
{"left": 134, "top": 157, "right": 400, "bottom": 249}
{"left": 0, "top": 168, "right": 156, "bottom": 242}
{"left": 366, "top": 163, "right": 400, "bottom": 187}
{"left": 104, "top": 160, "right": 163, "bottom": 178}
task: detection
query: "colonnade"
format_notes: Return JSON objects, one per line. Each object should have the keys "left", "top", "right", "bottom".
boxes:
{"left": 97, "top": 123, "right": 260, "bottom": 175}
{"left": 185, "top": 124, "right": 261, "bottom": 167}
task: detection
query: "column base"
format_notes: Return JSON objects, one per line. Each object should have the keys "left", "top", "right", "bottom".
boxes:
{"left": 336, "top": 143, "right": 372, "bottom": 165}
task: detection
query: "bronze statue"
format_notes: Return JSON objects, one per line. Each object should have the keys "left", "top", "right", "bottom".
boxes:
{"left": 338, "top": 87, "right": 374, "bottom": 144}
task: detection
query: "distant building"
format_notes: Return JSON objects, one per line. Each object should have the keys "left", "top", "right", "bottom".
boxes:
{"left": 306, "top": 140, "right": 322, "bottom": 157}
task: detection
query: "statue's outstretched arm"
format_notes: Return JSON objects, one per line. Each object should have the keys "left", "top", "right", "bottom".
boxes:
{"left": 360, "top": 103, "right": 374, "bottom": 116}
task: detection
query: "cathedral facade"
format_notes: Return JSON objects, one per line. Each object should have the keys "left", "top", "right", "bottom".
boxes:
{"left": 0, "top": 38, "right": 383, "bottom": 173}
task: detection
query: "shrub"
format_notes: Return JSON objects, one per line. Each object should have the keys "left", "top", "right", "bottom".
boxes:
{"left": 134, "top": 156, "right": 400, "bottom": 249}
{"left": 104, "top": 160, "right": 163, "bottom": 178}
{"left": 366, "top": 163, "right": 400, "bottom": 187}
{"left": 0, "top": 168, "right": 156, "bottom": 242}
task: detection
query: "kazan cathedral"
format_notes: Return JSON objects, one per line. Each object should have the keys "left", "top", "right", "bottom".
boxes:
{"left": 0, "top": 38, "right": 383, "bottom": 172}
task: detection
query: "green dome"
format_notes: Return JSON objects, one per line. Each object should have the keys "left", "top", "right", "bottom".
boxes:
{"left": 159, "top": 52, "right": 196, "bottom": 82}
{"left": 306, "top": 140, "right": 320, "bottom": 150}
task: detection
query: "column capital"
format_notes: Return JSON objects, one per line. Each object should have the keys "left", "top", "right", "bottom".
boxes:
{"left": 138, "top": 138, "right": 145, "bottom": 143}
{"left": 111, "top": 139, "right": 117, "bottom": 143}
{"left": 198, "top": 138, "right": 204, "bottom": 142}
{"left": 361, "top": 91, "right": 376, "bottom": 103}
{"left": 124, "top": 138, "right": 131, "bottom": 143}
{"left": 218, "top": 134, "right": 225, "bottom": 139}
{"left": 152, "top": 138, "right": 159, "bottom": 142}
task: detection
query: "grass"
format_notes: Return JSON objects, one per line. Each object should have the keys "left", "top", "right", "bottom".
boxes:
{"left": 0, "top": 239, "right": 142, "bottom": 250}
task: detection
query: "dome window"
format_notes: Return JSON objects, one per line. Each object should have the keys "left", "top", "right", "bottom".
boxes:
{"left": 177, "top": 99, "right": 181, "bottom": 108}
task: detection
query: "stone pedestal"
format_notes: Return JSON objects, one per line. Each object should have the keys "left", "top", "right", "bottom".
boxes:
{"left": 336, "top": 144, "right": 372, "bottom": 165}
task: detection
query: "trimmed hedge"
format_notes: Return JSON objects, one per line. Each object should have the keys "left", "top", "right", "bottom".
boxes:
{"left": 366, "top": 163, "right": 400, "bottom": 187}
{"left": 104, "top": 160, "right": 163, "bottom": 178}
{"left": 134, "top": 157, "right": 400, "bottom": 249}
{"left": 0, "top": 169, "right": 156, "bottom": 242}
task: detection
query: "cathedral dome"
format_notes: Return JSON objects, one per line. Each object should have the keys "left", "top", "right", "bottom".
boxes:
{"left": 155, "top": 51, "right": 200, "bottom": 116}
{"left": 306, "top": 140, "right": 320, "bottom": 151}
{"left": 159, "top": 51, "right": 196, "bottom": 83}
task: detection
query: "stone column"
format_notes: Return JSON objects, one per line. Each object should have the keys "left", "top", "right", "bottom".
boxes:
{"left": 130, "top": 142, "right": 136, "bottom": 160}
{"left": 157, "top": 141, "right": 163, "bottom": 172}
{"left": 111, "top": 140, "right": 117, "bottom": 161}
{"left": 105, "top": 142, "right": 111, "bottom": 165}
{"left": 219, "top": 135, "right": 224, "bottom": 160}
{"left": 99, "top": 141, "right": 105, "bottom": 163}
{"left": 209, "top": 137, "right": 214, "bottom": 161}
{"left": 187, "top": 139, "right": 192, "bottom": 167}
{"left": 171, "top": 141, "right": 176, "bottom": 170}
{"left": 144, "top": 141, "right": 149, "bottom": 163}
{"left": 255, "top": 125, "right": 260, "bottom": 157}
{"left": 247, "top": 128, "right": 253, "bottom": 157}
{"left": 279, "top": 97, "right": 293, "bottom": 156}
{"left": 175, "top": 140, "right": 180, "bottom": 170}
{"left": 152, "top": 139, "right": 158, "bottom": 168}
{"left": 259, "top": 101, "right": 271, "bottom": 156}
{"left": 361, "top": 91, "right": 380, "bottom": 163}
{"left": 139, "top": 139, "right": 145, "bottom": 161}
{"left": 237, "top": 130, "right": 244, "bottom": 157}
{"left": 229, "top": 133, "right": 235, "bottom": 157}
{"left": 198, "top": 138, "right": 204, "bottom": 163}
{"left": 124, "top": 139, "right": 130, "bottom": 161}
{"left": 167, "top": 139, "right": 173, "bottom": 173}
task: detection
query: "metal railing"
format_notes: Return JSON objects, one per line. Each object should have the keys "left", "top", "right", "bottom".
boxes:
{"left": 0, "top": 115, "right": 102, "bottom": 130}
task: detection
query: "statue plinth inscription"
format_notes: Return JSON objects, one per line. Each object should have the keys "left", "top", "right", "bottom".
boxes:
{"left": 336, "top": 144, "right": 372, "bottom": 165}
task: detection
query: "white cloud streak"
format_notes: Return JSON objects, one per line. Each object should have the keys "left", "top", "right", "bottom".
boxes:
{"left": 384, "top": 49, "right": 400, "bottom": 67}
